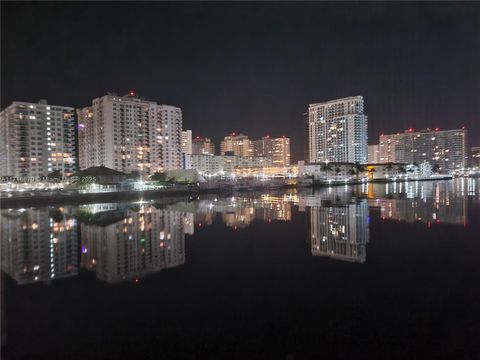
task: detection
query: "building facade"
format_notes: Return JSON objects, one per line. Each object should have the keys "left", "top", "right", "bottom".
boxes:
{"left": 192, "top": 136, "right": 215, "bottom": 155}
{"left": 78, "top": 92, "right": 183, "bottom": 174}
{"left": 253, "top": 136, "right": 291, "bottom": 166}
{"left": 181, "top": 130, "right": 192, "bottom": 155}
{"left": 306, "top": 96, "right": 368, "bottom": 164}
{"left": 220, "top": 133, "right": 253, "bottom": 156}
{"left": 0, "top": 100, "right": 77, "bottom": 178}
{"left": 367, "top": 144, "right": 380, "bottom": 163}
{"left": 184, "top": 154, "right": 272, "bottom": 176}
{"left": 379, "top": 128, "right": 467, "bottom": 171}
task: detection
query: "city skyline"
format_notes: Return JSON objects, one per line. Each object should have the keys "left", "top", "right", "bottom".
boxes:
{"left": 2, "top": 3, "right": 479, "bottom": 161}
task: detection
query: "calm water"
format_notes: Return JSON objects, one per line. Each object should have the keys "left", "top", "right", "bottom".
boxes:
{"left": 1, "top": 179, "right": 480, "bottom": 359}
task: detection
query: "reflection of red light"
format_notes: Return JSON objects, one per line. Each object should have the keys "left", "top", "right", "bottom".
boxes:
{"left": 234, "top": 226, "right": 237, "bottom": 230}
{"left": 436, "top": 219, "right": 440, "bottom": 224}
{"left": 427, "top": 221, "right": 431, "bottom": 228}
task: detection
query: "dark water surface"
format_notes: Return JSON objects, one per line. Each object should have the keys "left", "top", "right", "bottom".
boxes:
{"left": 2, "top": 179, "right": 480, "bottom": 359}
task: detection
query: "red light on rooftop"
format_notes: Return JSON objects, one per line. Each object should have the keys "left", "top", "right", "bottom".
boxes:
{"left": 196, "top": 136, "right": 200, "bottom": 139}
{"left": 129, "top": 90, "right": 136, "bottom": 96}
{"left": 435, "top": 127, "right": 440, "bottom": 131}
{"left": 407, "top": 128, "right": 414, "bottom": 132}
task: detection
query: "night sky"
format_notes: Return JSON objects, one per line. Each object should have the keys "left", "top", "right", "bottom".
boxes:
{"left": 2, "top": 2, "right": 479, "bottom": 160}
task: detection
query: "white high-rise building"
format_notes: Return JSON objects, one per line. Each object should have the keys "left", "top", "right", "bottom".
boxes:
{"left": 78, "top": 92, "right": 182, "bottom": 174}
{"left": 0, "top": 100, "right": 77, "bottom": 178}
{"left": 181, "top": 130, "right": 192, "bottom": 155}
{"left": 306, "top": 96, "right": 368, "bottom": 164}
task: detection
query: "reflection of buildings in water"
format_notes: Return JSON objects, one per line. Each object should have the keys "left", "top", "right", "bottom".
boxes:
{"left": 194, "top": 211, "right": 215, "bottom": 228}
{"left": 368, "top": 181, "right": 467, "bottom": 226}
{"left": 0, "top": 208, "right": 78, "bottom": 284}
{"left": 298, "top": 186, "right": 356, "bottom": 212}
{"left": 80, "top": 204, "right": 186, "bottom": 284}
{"left": 308, "top": 200, "right": 369, "bottom": 263}
{"left": 193, "top": 196, "right": 293, "bottom": 229}
{"left": 183, "top": 213, "right": 195, "bottom": 235}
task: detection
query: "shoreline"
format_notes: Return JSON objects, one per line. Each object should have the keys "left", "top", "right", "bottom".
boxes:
{"left": 0, "top": 176, "right": 459, "bottom": 208}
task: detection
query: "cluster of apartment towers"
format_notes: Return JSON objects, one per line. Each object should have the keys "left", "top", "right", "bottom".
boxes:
{"left": 0, "top": 92, "right": 469, "bottom": 180}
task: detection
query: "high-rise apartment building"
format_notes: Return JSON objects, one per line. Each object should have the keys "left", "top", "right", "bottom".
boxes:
{"left": 253, "top": 136, "right": 291, "bottom": 166}
{"left": 181, "top": 130, "right": 192, "bottom": 155}
{"left": 0, "top": 100, "right": 77, "bottom": 178}
{"left": 192, "top": 136, "right": 215, "bottom": 155}
{"left": 220, "top": 133, "right": 253, "bottom": 157}
{"left": 367, "top": 144, "right": 380, "bottom": 163}
{"left": 379, "top": 128, "right": 467, "bottom": 171}
{"left": 306, "top": 96, "right": 368, "bottom": 164}
{"left": 78, "top": 92, "right": 182, "bottom": 174}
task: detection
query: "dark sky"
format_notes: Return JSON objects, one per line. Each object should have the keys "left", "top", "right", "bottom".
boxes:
{"left": 2, "top": 2, "right": 479, "bottom": 160}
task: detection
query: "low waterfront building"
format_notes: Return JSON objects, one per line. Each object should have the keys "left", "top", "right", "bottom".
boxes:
{"left": 299, "top": 161, "right": 434, "bottom": 182}
{"left": 70, "top": 166, "right": 128, "bottom": 191}
{"left": 299, "top": 162, "right": 360, "bottom": 182}
{"left": 233, "top": 165, "right": 298, "bottom": 178}
{"left": 184, "top": 154, "right": 272, "bottom": 177}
